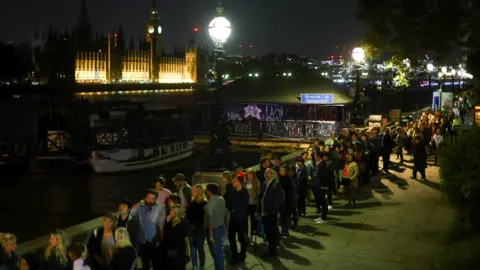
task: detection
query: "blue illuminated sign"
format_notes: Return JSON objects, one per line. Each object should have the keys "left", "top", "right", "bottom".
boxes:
{"left": 300, "top": 94, "right": 334, "bottom": 104}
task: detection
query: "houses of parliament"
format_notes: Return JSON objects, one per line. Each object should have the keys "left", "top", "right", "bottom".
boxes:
{"left": 48, "top": 0, "right": 199, "bottom": 84}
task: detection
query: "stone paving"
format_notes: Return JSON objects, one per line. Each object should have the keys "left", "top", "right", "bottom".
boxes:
{"left": 197, "top": 154, "right": 455, "bottom": 270}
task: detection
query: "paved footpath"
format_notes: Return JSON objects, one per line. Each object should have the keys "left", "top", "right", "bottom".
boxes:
{"left": 199, "top": 154, "right": 455, "bottom": 270}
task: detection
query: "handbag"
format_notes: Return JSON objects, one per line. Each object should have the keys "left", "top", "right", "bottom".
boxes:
{"left": 341, "top": 177, "right": 350, "bottom": 186}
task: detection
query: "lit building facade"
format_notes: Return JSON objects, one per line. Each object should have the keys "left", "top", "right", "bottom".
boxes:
{"left": 74, "top": 0, "right": 197, "bottom": 84}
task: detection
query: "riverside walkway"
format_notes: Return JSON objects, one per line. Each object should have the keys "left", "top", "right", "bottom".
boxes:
{"left": 15, "top": 153, "right": 454, "bottom": 270}
{"left": 217, "top": 154, "right": 454, "bottom": 270}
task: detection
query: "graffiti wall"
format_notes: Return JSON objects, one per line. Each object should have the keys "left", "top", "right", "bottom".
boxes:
{"left": 223, "top": 103, "right": 342, "bottom": 138}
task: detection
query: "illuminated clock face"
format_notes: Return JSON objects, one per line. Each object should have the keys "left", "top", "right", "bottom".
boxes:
{"left": 148, "top": 26, "right": 154, "bottom": 34}
{"left": 158, "top": 26, "right": 162, "bottom": 34}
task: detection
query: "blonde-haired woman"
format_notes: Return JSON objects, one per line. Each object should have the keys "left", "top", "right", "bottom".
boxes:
{"left": 86, "top": 213, "right": 117, "bottom": 270}
{"left": 109, "top": 228, "right": 137, "bottom": 270}
{"left": 43, "top": 232, "right": 68, "bottom": 270}
{"left": 245, "top": 168, "right": 260, "bottom": 241}
{"left": 1, "top": 233, "right": 19, "bottom": 270}
{"left": 162, "top": 205, "right": 187, "bottom": 270}
{"left": 187, "top": 185, "right": 208, "bottom": 270}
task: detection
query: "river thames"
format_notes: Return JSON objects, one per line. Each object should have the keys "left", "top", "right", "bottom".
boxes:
{"left": 0, "top": 151, "right": 261, "bottom": 242}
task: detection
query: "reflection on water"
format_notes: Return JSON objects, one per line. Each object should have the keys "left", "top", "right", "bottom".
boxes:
{"left": 0, "top": 152, "right": 261, "bottom": 242}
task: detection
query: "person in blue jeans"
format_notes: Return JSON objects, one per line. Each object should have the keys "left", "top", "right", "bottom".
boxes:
{"left": 205, "top": 184, "right": 227, "bottom": 270}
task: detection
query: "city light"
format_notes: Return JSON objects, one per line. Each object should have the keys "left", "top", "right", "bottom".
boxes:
{"left": 352, "top": 47, "right": 365, "bottom": 62}
{"left": 427, "top": 63, "right": 435, "bottom": 72}
{"left": 208, "top": 16, "right": 232, "bottom": 45}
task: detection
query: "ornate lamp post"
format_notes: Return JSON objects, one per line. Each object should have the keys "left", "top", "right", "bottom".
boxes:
{"left": 427, "top": 63, "right": 434, "bottom": 92}
{"left": 451, "top": 68, "right": 456, "bottom": 92}
{"left": 441, "top": 66, "right": 447, "bottom": 90}
{"left": 209, "top": 1, "right": 232, "bottom": 87}
{"left": 352, "top": 47, "right": 365, "bottom": 116}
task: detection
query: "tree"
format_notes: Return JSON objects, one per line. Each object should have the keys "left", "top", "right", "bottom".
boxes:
{"left": 438, "top": 126, "right": 480, "bottom": 232}
{"left": 357, "top": 0, "right": 474, "bottom": 72}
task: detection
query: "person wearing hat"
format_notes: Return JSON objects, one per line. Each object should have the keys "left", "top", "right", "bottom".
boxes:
{"left": 174, "top": 173, "right": 192, "bottom": 211}
{"left": 117, "top": 198, "right": 141, "bottom": 251}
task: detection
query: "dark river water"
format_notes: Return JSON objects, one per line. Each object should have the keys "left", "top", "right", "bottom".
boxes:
{"left": 0, "top": 151, "right": 261, "bottom": 242}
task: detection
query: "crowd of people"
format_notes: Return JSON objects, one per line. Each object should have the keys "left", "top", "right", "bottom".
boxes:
{"left": 2, "top": 114, "right": 458, "bottom": 270}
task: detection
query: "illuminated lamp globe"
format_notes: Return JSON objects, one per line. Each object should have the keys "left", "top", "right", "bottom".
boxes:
{"left": 352, "top": 47, "right": 365, "bottom": 62}
{"left": 441, "top": 66, "right": 448, "bottom": 73}
{"left": 427, "top": 63, "right": 434, "bottom": 72}
{"left": 158, "top": 26, "right": 162, "bottom": 34}
{"left": 208, "top": 16, "right": 232, "bottom": 45}
{"left": 148, "top": 26, "right": 154, "bottom": 34}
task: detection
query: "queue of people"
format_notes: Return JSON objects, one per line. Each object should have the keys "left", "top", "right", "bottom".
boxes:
{"left": 2, "top": 134, "right": 394, "bottom": 270}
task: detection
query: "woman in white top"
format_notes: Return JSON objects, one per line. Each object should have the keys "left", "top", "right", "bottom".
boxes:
{"left": 432, "top": 129, "right": 444, "bottom": 165}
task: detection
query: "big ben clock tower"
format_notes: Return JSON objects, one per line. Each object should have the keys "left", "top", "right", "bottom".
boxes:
{"left": 145, "top": 0, "right": 162, "bottom": 81}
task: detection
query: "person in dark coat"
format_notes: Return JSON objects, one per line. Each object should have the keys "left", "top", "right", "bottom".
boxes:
{"left": 293, "top": 157, "right": 309, "bottom": 217}
{"left": 279, "top": 165, "right": 295, "bottom": 232}
{"left": 42, "top": 232, "right": 68, "bottom": 270}
{"left": 313, "top": 152, "right": 331, "bottom": 224}
{"left": 225, "top": 176, "right": 249, "bottom": 265}
{"left": 19, "top": 253, "right": 41, "bottom": 270}
{"left": 117, "top": 198, "right": 141, "bottom": 252}
{"left": 380, "top": 127, "right": 394, "bottom": 173}
{"left": 86, "top": 213, "right": 117, "bottom": 270}
{"left": 0, "top": 233, "right": 19, "bottom": 270}
{"left": 258, "top": 169, "right": 284, "bottom": 258}
{"left": 256, "top": 157, "right": 271, "bottom": 185}
{"left": 411, "top": 136, "right": 427, "bottom": 180}
{"left": 162, "top": 205, "right": 187, "bottom": 270}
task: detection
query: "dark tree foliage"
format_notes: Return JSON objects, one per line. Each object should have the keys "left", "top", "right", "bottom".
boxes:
{"left": 0, "top": 42, "right": 32, "bottom": 81}
{"left": 438, "top": 126, "right": 480, "bottom": 232}
{"left": 357, "top": 0, "right": 474, "bottom": 63}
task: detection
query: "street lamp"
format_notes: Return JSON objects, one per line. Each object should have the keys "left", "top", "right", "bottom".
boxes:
{"left": 352, "top": 47, "right": 365, "bottom": 116}
{"left": 451, "top": 69, "right": 456, "bottom": 92}
{"left": 441, "top": 67, "right": 447, "bottom": 89}
{"left": 427, "top": 63, "right": 434, "bottom": 91}
{"left": 209, "top": 1, "right": 232, "bottom": 87}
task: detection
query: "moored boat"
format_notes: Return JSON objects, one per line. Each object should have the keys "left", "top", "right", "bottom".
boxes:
{"left": 89, "top": 141, "right": 194, "bottom": 173}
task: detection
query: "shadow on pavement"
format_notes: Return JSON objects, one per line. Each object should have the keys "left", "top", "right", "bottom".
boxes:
{"left": 337, "top": 201, "right": 402, "bottom": 210}
{"left": 390, "top": 162, "right": 407, "bottom": 174}
{"left": 329, "top": 222, "right": 387, "bottom": 231}
{"left": 327, "top": 209, "right": 363, "bottom": 216}
{"left": 287, "top": 235, "right": 327, "bottom": 250}
{"left": 417, "top": 178, "right": 442, "bottom": 192}
{"left": 294, "top": 224, "right": 331, "bottom": 237}
{"left": 277, "top": 247, "right": 312, "bottom": 266}
{"left": 385, "top": 172, "right": 410, "bottom": 190}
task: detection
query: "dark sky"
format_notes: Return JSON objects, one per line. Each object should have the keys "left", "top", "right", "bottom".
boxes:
{"left": 0, "top": 0, "right": 365, "bottom": 59}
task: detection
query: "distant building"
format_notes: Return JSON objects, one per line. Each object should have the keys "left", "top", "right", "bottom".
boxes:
{"left": 51, "top": 0, "right": 198, "bottom": 84}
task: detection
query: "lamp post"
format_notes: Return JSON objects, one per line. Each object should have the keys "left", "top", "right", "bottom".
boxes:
{"left": 208, "top": 1, "right": 232, "bottom": 87}
{"left": 427, "top": 63, "right": 434, "bottom": 92}
{"left": 352, "top": 47, "right": 365, "bottom": 116}
{"left": 441, "top": 66, "right": 447, "bottom": 90}
{"left": 451, "top": 68, "right": 456, "bottom": 92}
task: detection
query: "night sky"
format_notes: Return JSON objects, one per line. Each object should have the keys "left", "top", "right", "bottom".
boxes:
{"left": 0, "top": 0, "right": 365, "bottom": 59}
